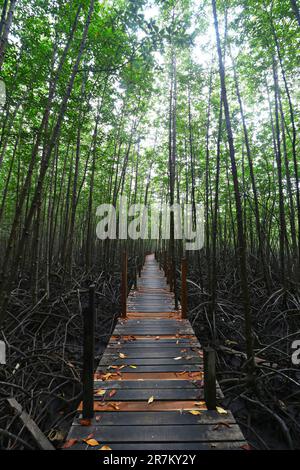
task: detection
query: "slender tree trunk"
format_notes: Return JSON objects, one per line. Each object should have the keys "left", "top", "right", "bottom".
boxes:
{"left": 290, "top": 0, "right": 300, "bottom": 27}
{"left": 212, "top": 0, "right": 255, "bottom": 374}
{"left": 272, "top": 58, "right": 287, "bottom": 289}
{"left": 231, "top": 50, "right": 271, "bottom": 293}
{"left": 0, "top": 0, "right": 17, "bottom": 72}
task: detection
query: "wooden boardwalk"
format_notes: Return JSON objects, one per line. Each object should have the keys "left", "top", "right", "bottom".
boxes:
{"left": 65, "top": 254, "right": 246, "bottom": 450}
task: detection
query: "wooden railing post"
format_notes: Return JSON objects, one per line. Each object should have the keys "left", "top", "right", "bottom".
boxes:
{"left": 166, "top": 256, "right": 171, "bottom": 286}
{"left": 82, "top": 284, "right": 95, "bottom": 419}
{"left": 121, "top": 250, "right": 127, "bottom": 318}
{"left": 204, "top": 347, "right": 216, "bottom": 410}
{"left": 181, "top": 257, "right": 187, "bottom": 319}
{"left": 168, "top": 256, "right": 173, "bottom": 291}
{"left": 133, "top": 256, "right": 138, "bottom": 290}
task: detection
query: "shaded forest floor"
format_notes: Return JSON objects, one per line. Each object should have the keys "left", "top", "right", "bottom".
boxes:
{"left": 188, "top": 256, "right": 300, "bottom": 450}
{"left": 0, "top": 256, "right": 299, "bottom": 449}
{"left": 0, "top": 265, "right": 121, "bottom": 449}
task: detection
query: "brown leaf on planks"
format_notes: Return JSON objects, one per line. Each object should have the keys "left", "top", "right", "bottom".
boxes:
{"left": 109, "top": 403, "right": 120, "bottom": 410}
{"left": 129, "top": 335, "right": 136, "bottom": 341}
{"left": 83, "top": 438, "right": 99, "bottom": 447}
{"left": 62, "top": 439, "right": 78, "bottom": 449}
{"left": 101, "top": 373, "right": 113, "bottom": 381}
{"left": 241, "top": 444, "right": 253, "bottom": 451}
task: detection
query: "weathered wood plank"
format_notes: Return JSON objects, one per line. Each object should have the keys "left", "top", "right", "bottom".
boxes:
{"left": 7, "top": 398, "right": 55, "bottom": 450}
{"left": 93, "top": 380, "right": 201, "bottom": 389}
{"left": 64, "top": 441, "right": 246, "bottom": 450}
{"left": 100, "top": 357, "right": 202, "bottom": 366}
{"left": 103, "top": 349, "right": 201, "bottom": 358}
{"left": 68, "top": 424, "right": 245, "bottom": 443}
{"left": 97, "top": 364, "right": 203, "bottom": 372}
{"left": 73, "top": 410, "right": 236, "bottom": 426}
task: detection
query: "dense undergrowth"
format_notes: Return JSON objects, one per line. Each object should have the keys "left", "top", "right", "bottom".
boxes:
{"left": 187, "top": 254, "right": 300, "bottom": 450}
{"left": 0, "top": 265, "right": 121, "bottom": 449}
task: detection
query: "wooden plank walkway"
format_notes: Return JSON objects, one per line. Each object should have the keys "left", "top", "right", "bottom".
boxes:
{"left": 65, "top": 254, "right": 246, "bottom": 450}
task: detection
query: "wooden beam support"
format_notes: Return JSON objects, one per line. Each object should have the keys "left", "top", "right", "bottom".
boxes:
{"left": 204, "top": 347, "right": 216, "bottom": 410}
{"left": 181, "top": 257, "right": 187, "bottom": 319}
{"left": 133, "top": 256, "right": 138, "bottom": 289}
{"left": 7, "top": 398, "right": 55, "bottom": 450}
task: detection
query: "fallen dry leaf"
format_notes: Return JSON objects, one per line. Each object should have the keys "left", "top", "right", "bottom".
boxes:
{"left": 101, "top": 373, "right": 113, "bottom": 381}
{"left": 109, "top": 403, "right": 120, "bottom": 410}
{"left": 188, "top": 410, "right": 201, "bottom": 416}
{"left": 83, "top": 438, "right": 99, "bottom": 447}
{"left": 148, "top": 396, "right": 154, "bottom": 404}
{"left": 155, "top": 336, "right": 160, "bottom": 340}
{"left": 109, "top": 389, "right": 117, "bottom": 398}
{"left": 95, "top": 416, "right": 101, "bottom": 422}
{"left": 100, "top": 445, "right": 112, "bottom": 450}
{"left": 216, "top": 406, "right": 228, "bottom": 414}
{"left": 240, "top": 444, "right": 253, "bottom": 451}
{"left": 119, "top": 353, "right": 127, "bottom": 359}
{"left": 174, "top": 356, "right": 182, "bottom": 360}
{"left": 62, "top": 439, "right": 78, "bottom": 449}
{"left": 129, "top": 365, "right": 137, "bottom": 369}
{"left": 95, "top": 389, "right": 106, "bottom": 396}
